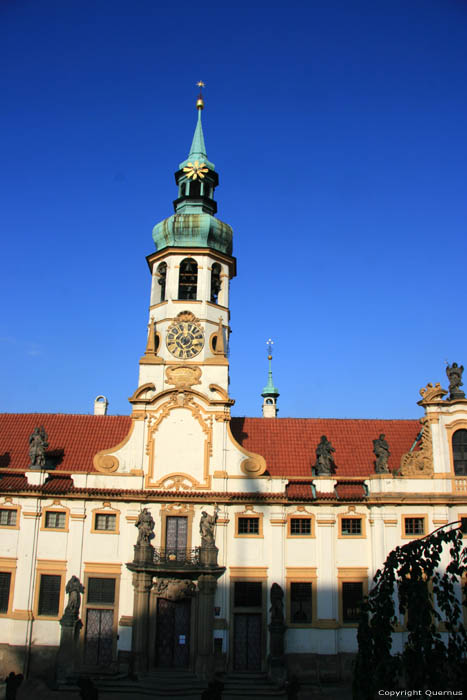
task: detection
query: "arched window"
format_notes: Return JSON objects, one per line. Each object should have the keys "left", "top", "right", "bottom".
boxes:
{"left": 178, "top": 258, "right": 197, "bottom": 300}
{"left": 453, "top": 429, "right": 467, "bottom": 475}
{"left": 157, "top": 262, "right": 167, "bottom": 302}
{"left": 210, "top": 263, "right": 222, "bottom": 303}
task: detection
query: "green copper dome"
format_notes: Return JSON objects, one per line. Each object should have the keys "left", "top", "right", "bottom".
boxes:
{"left": 153, "top": 213, "right": 233, "bottom": 255}
{"left": 152, "top": 95, "right": 233, "bottom": 256}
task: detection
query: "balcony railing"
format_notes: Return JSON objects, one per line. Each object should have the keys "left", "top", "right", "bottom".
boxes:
{"left": 153, "top": 547, "right": 201, "bottom": 567}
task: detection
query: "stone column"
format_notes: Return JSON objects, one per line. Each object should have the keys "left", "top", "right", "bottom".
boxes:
{"left": 195, "top": 574, "right": 217, "bottom": 678}
{"left": 131, "top": 571, "right": 153, "bottom": 671}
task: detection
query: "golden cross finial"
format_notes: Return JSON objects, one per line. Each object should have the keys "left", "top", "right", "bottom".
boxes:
{"left": 197, "top": 81, "right": 205, "bottom": 88}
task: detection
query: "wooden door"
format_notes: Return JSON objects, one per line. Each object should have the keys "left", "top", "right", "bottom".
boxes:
{"left": 155, "top": 597, "right": 191, "bottom": 667}
{"left": 233, "top": 613, "right": 262, "bottom": 671}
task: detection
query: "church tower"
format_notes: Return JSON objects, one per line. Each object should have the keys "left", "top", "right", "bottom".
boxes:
{"left": 261, "top": 340, "right": 279, "bottom": 417}
{"left": 139, "top": 87, "right": 235, "bottom": 397}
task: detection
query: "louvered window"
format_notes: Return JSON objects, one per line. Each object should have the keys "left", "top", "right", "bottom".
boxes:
{"left": 87, "top": 577, "right": 116, "bottom": 605}
{"left": 0, "top": 509, "right": 17, "bottom": 527}
{"left": 94, "top": 514, "right": 116, "bottom": 531}
{"left": 342, "top": 582, "right": 363, "bottom": 623}
{"left": 0, "top": 572, "right": 11, "bottom": 613}
{"left": 291, "top": 582, "right": 312, "bottom": 623}
{"left": 234, "top": 581, "right": 262, "bottom": 607}
{"left": 45, "top": 511, "right": 66, "bottom": 529}
{"left": 38, "top": 574, "right": 61, "bottom": 616}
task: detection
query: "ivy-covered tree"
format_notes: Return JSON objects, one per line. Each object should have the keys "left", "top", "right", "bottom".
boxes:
{"left": 353, "top": 522, "right": 467, "bottom": 698}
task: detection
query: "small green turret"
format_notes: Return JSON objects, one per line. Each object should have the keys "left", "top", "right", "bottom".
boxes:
{"left": 152, "top": 87, "right": 233, "bottom": 256}
{"left": 262, "top": 340, "right": 279, "bottom": 417}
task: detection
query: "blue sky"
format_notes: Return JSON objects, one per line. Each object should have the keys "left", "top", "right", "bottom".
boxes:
{"left": 1, "top": 0, "right": 466, "bottom": 419}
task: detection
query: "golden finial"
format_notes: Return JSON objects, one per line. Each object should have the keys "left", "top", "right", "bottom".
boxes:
{"left": 267, "top": 338, "right": 274, "bottom": 361}
{"left": 196, "top": 80, "right": 205, "bottom": 110}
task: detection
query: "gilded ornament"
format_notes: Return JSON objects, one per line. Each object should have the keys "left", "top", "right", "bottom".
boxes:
{"left": 183, "top": 160, "right": 209, "bottom": 180}
{"left": 419, "top": 382, "right": 448, "bottom": 403}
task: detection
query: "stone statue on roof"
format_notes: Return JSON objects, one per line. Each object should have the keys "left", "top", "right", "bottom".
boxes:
{"left": 446, "top": 362, "right": 465, "bottom": 400}
{"left": 28, "top": 426, "right": 48, "bottom": 468}
{"left": 373, "top": 434, "right": 390, "bottom": 473}
{"left": 135, "top": 508, "right": 155, "bottom": 546}
{"left": 314, "top": 435, "right": 335, "bottom": 476}
{"left": 200, "top": 506, "right": 219, "bottom": 547}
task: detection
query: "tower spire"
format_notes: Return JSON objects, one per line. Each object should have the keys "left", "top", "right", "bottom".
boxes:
{"left": 179, "top": 82, "right": 215, "bottom": 172}
{"left": 262, "top": 339, "right": 279, "bottom": 418}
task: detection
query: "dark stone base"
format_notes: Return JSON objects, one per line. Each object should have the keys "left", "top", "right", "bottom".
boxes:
{"left": 286, "top": 652, "right": 356, "bottom": 683}
{"left": 450, "top": 391, "right": 466, "bottom": 401}
{"left": 0, "top": 642, "right": 59, "bottom": 684}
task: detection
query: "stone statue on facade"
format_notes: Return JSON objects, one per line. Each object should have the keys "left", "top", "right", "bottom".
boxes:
{"left": 200, "top": 506, "right": 219, "bottom": 547}
{"left": 135, "top": 508, "right": 155, "bottom": 546}
{"left": 314, "top": 435, "right": 335, "bottom": 475}
{"left": 270, "top": 583, "right": 284, "bottom": 623}
{"left": 446, "top": 362, "right": 465, "bottom": 400}
{"left": 373, "top": 434, "right": 390, "bottom": 473}
{"left": 63, "top": 576, "right": 84, "bottom": 618}
{"left": 28, "top": 426, "right": 48, "bottom": 468}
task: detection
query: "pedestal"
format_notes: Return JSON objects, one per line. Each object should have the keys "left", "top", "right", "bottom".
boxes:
{"left": 195, "top": 574, "right": 217, "bottom": 678}
{"left": 199, "top": 545, "right": 219, "bottom": 567}
{"left": 131, "top": 571, "right": 153, "bottom": 671}
{"left": 268, "top": 621, "right": 287, "bottom": 686}
{"left": 56, "top": 616, "right": 82, "bottom": 683}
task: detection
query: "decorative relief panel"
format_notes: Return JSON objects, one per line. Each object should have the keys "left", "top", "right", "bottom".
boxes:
{"left": 399, "top": 417, "right": 433, "bottom": 476}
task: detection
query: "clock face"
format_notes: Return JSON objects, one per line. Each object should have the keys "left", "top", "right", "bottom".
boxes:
{"left": 166, "top": 321, "right": 205, "bottom": 359}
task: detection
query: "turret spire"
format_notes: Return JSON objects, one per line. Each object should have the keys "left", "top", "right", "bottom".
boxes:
{"left": 262, "top": 339, "right": 280, "bottom": 418}
{"left": 179, "top": 82, "right": 215, "bottom": 172}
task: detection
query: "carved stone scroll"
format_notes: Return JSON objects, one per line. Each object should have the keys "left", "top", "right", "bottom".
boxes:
{"left": 399, "top": 417, "right": 433, "bottom": 476}
{"left": 419, "top": 382, "right": 448, "bottom": 404}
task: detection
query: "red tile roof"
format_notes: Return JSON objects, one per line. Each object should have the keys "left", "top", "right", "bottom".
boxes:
{"left": 0, "top": 413, "right": 421, "bottom": 479}
{"left": 230, "top": 417, "right": 421, "bottom": 477}
{"left": 0, "top": 414, "right": 131, "bottom": 473}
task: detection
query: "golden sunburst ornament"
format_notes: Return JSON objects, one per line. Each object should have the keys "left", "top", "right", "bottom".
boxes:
{"left": 183, "top": 160, "right": 209, "bottom": 180}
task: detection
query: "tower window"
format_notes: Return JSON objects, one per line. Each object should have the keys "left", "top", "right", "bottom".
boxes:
{"left": 210, "top": 263, "right": 222, "bottom": 303}
{"left": 178, "top": 258, "right": 198, "bottom": 300}
{"left": 190, "top": 180, "right": 201, "bottom": 197}
{"left": 157, "top": 262, "right": 167, "bottom": 302}
{"left": 453, "top": 429, "right": 467, "bottom": 475}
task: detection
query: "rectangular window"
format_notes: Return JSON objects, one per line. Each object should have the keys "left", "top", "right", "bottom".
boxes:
{"left": 38, "top": 574, "right": 61, "bottom": 616}
{"left": 0, "top": 509, "right": 17, "bottom": 527}
{"left": 290, "top": 582, "right": 312, "bottom": 623}
{"left": 87, "top": 577, "right": 116, "bottom": 605}
{"left": 234, "top": 581, "right": 262, "bottom": 607}
{"left": 404, "top": 517, "right": 425, "bottom": 536}
{"left": 341, "top": 518, "right": 362, "bottom": 536}
{"left": 237, "top": 517, "right": 259, "bottom": 535}
{"left": 94, "top": 514, "right": 116, "bottom": 531}
{"left": 290, "top": 518, "right": 311, "bottom": 536}
{"left": 461, "top": 518, "right": 467, "bottom": 535}
{"left": 0, "top": 572, "right": 12, "bottom": 614}
{"left": 342, "top": 581, "right": 363, "bottom": 623}
{"left": 45, "top": 511, "right": 66, "bottom": 529}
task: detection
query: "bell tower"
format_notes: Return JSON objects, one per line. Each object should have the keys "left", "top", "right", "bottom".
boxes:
{"left": 261, "top": 340, "right": 280, "bottom": 417}
{"left": 139, "top": 86, "right": 235, "bottom": 397}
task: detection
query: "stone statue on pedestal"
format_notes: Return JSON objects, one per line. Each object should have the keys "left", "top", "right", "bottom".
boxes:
{"left": 373, "top": 434, "right": 390, "bottom": 474}
{"left": 28, "top": 426, "right": 48, "bottom": 468}
{"left": 270, "top": 582, "right": 284, "bottom": 623}
{"left": 63, "top": 576, "right": 84, "bottom": 619}
{"left": 200, "top": 507, "right": 219, "bottom": 547}
{"left": 446, "top": 362, "right": 465, "bottom": 400}
{"left": 314, "top": 435, "right": 335, "bottom": 475}
{"left": 136, "top": 508, "right": 155, "bottom": 545}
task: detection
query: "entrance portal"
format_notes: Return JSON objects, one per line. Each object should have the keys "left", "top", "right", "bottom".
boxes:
{"left": 233, "top": 613, "right": 262, "bottom": 671}
{"left": 155, "top": 597, "right": 191, "bottom": 667}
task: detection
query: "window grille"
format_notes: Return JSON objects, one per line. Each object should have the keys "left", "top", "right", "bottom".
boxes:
{"left": 341, "top": 518, "right": 362, "bottom": 536}
{"left": 87, "top": 577, "right": 116, "bottom": 605}
{"left": 234, "top": 581, "right": 262, "bottom": 607}
{"left": 178, "top": 258, "right": 198, "bottom": 300}
{"left": 290, "top": 518, "right": 311, "bottom": 535}
{"left": 291, "top": 582, "right": 312, "bottom": 623}
{"left": 237, "top": 517, "right": 259, "bottom": 535}
{"left": 38, "top": 574, "right": 61, "bottom": 616}
{"left": 453, "top": 430, "right": 467, "bottom": 476}
{"left": 0, "top": 509, "right": 16, "bottom": 527}
{"left": 0, "top": 572, "right": 11, "bottom": 613}
{"left": 45, "top": 511, "right": 66, "bottom": 529}
{"left": 94, "top": 514, "right": 116, "bottom": 531}
{"left": 404, "top": 517, "right": 425, "bottom": 536}
{"left": 342, "top": 581, "right": 363, "bottom": 623}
